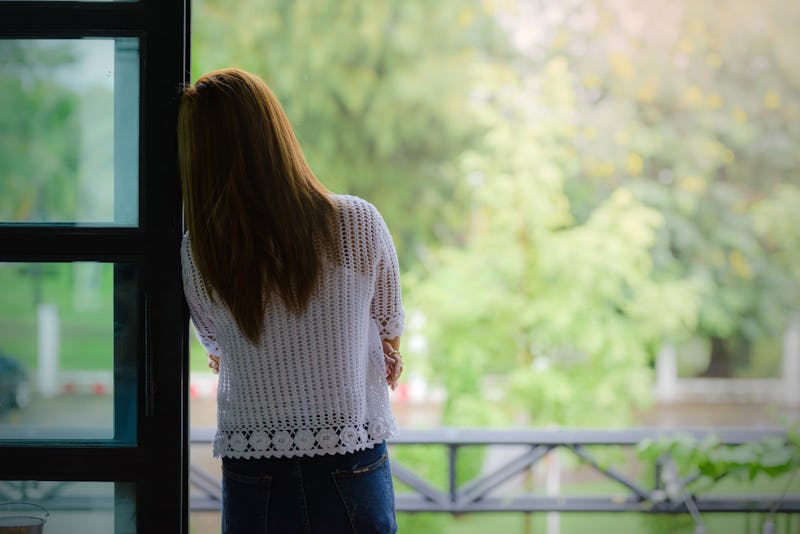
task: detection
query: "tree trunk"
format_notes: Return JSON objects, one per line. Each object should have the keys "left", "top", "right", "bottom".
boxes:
{"left": 699, "top": 336, "right": 751, "bottom": 377}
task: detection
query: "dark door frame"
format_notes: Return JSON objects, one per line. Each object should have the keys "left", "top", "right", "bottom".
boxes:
{"left": 0, "top": 1, "right": 190, "bottom": 531}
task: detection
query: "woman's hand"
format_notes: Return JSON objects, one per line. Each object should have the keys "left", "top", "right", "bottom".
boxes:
{"left": 208, "top": 353, "right": 220, "bottom": 374}
{"left": 383, "top": 341, "right": 403, "bottom": 390}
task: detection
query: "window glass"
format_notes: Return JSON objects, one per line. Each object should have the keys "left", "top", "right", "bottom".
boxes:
{"left": 0, "top": 38, "right": 139, "bottom": 226}
{"left": 0, "top": 262, "right": 137, "bottom": 442}
{"left": 0, "top": 481, "right": 135, "bottom": 534}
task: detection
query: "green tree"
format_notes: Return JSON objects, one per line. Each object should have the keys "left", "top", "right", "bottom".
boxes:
{"left": 506, "top": 0, "right": 800, "bottom": 376}
{"left": 193, "top": 0, "right": 512, "bottom": 264}
{"left": 752, "top": 185, "right": 800, "bottom": 311}
{"left": 408, "top": 55, "right": 698, "bottom": 427}
{"left": 0, "top": 41, "right": 80, "bottom": 222}
{"left": 193, "top": 0, "right": 800, "bottom": 420}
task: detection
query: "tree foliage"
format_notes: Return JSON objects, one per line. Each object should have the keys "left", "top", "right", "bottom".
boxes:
{"left": 192, "top": 0, "right": 800, "bottom": 429}
{"left": 408, "top": 53, "right": 698, "bottom": 426}
{"left": 0, "top": 41, "right": 80, "bottom": 222}
{"left": 515, "top": 0, "right": 800, "bottom": 371}
{"left": 193, "top": 0, "right": 512, "bottom": 263}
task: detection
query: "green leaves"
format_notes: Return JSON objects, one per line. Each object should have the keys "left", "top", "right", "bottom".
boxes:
{"left": 636, "top": 432, "right": 800, "bottom": 489}
{"left": 191, "top": 0, "right": 799, "bottom": 431}
{"left": 193, "top": 0, "right": 509, "bottom": 265}
{"left": 0, "top": 41, "right": 82, "bottom": 223}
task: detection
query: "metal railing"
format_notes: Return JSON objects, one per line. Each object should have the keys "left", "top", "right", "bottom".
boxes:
{"left": 2, "top": 426, "right": 794, "bottom": 532}
{"left": 189, "top": 426, "right": 800, "bottom": 520}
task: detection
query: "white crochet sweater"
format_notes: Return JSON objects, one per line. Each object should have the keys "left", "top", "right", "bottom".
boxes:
{"left": 181, "top": 195, "right": 404, "bottom": 459}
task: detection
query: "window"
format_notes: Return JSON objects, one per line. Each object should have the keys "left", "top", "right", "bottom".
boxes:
{"left": 0, "top": 38, "right": 139, "bottom": 226}
{"left": 0, "top": 2, "right": 189, "bottom": 532}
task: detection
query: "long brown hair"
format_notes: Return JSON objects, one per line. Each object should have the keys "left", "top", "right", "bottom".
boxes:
{"left": 178, "top": 68, "right": 340, "bottom": 343}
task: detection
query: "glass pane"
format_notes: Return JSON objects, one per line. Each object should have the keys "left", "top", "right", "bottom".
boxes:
{"left": 0, "top": 481, "right": 135, "bottom": 534}
{"left": 0, "top": 38, "right": 139, "bottom": 226}
{"left": 0, "top": 262, "right": 137, "bottom": 442}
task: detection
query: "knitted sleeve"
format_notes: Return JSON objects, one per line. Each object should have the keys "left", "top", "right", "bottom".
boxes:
{"left": 181, "top": 235, "right": 222, "bottom": 356}
{"left": 369, "top": 205, "right": 404, "bottom": 340}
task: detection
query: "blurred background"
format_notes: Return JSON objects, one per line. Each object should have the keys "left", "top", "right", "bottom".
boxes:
{"left": 1, "top": 0, "right": 798, "bottom": 532}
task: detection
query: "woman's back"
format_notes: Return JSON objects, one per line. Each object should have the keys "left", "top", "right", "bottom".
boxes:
{"left": 182, "top": 194, "right": 404, "bottom": 459}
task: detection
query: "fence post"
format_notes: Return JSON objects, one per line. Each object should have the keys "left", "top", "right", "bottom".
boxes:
{"left": 782, "top": 315, "right": 800, "bottom": 406}
{"left": 547, "top": 448, "right": 561, "bottom": 534}
{"left": 656, "top": 344, "right": 678, "bottom": 403}
{"left": 37, "top": 303, "right": 60, "bottom": 398}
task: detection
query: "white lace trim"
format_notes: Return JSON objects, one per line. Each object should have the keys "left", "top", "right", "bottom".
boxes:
{"left": 214, "top": 418, "right": 398, "bottom": 459}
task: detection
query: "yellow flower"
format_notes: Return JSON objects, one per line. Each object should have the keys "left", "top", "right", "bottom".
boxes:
{"left": 626, "top": 152, "right": 644, "bottom": 176}
{"left": 481, "top": 0, "right": 511, "bottom": 14}
{"left": 636, "top": 82, "right": 658, "bottom": 103}
{"left": 732, "top": 107, "right": 748, "bottom": 124}
{"left": 600, "top": 162, "right": 616, "bottom": 177}
{"left": 609, "top": 51, "right": 634, "bottom": 80}
{"left": 546, "top": 56, "right": 569, "bottom": 76}
{"left": 677, "top": 175, "right": 706, "bottom": 193}
{"left": 702, "top": 140, "right": 722, "bottom": 157}
{"left": 614, "top": 130, "right": 630, "bottom": 146}
{"left": 585, "top": 159, "right": 616, "bottom": 178}
{"left": 612, "top": 187, "right": 634, "bottom": 205}
{"left": 706, "top": 53, "right": 722, "bottom": 69}
{"left": 682, "top": 86, "right": 703, "bottom": 108}
{"left": 456, "top": 7, "right": 474, "bottom": 27}
{"left": 553, "top": 30, "right": 570, "bottom": 50}
{"left": 729, "top": 251, "right": 754, "bottom": 279}
{"left": 723, "top": 149, "right": 735, "bottom": 164}
{"left": 706, "top": 93, "right": 723, "bottom": 109}
{"left": 764, "top": 91, "right": 781, "bottom": 110}
{"left": 582, "top": 73, "right": 600, "bottom": 88}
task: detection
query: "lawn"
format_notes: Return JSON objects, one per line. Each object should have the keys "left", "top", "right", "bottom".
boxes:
{"left": 0, "top": 262, "right": 210, "bottom": 372}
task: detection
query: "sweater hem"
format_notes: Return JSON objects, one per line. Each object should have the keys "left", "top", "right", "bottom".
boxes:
{"left": 211, "top": 420, "right": 398, "bottom": 460}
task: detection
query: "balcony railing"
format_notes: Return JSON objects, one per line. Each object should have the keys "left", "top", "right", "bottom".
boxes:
{"left": 1, "top": 427, "right": 795, "bottom": 532}
{"left": 189, "top": 426, "right": 800, "bottom": 527}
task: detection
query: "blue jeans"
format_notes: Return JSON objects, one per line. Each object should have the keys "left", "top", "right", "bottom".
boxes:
{"left": 221, "top": 441, "right": 397, "bottom": 534}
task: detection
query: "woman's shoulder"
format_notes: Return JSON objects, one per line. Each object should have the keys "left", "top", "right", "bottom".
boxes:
{"left": 333, "top": 194, "right": 383, "bottom": 224}
{"left": 334, "top": 193, "right": 372, "bottom": 210}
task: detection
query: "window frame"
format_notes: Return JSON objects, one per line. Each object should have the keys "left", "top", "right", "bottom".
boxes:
{"left": 0, "top": 1, "right": 190, "bottom": 531}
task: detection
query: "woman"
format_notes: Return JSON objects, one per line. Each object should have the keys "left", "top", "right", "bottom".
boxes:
{"left": 178, "top": 68, "right": 404, "bottom": 534}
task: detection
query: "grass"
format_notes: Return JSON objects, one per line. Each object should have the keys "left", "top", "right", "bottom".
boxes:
{"left": 0, "top": 263, "right": 211, "bottom": 372}
{"left": 0, "top": 263, "right": 114, "bottom": 369}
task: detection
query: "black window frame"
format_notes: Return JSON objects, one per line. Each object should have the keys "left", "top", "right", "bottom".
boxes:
{"left": 0, "top": 1, "right": 190, "bottom": 532}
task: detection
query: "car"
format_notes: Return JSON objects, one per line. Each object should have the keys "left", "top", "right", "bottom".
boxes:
{"left": 0, "top": 352, "right": 32, "bottom": 413}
